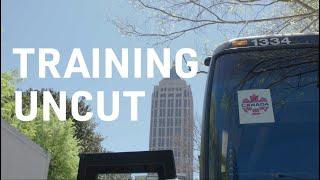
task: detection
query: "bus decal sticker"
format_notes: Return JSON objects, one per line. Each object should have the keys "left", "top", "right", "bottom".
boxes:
{"left": 237, "top": 89, "right": 275, "bottom": 124}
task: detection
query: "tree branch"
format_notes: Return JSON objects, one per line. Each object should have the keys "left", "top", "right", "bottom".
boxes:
{"left": 291, "top": 0, "right": 317, "bottom": 11}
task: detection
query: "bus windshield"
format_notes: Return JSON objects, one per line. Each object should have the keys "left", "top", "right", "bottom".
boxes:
{"left": 211, "top": 47, "right": 319, "bottom": 179}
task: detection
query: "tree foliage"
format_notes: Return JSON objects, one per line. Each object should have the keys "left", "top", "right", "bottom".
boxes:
{"left": 33, "top": 109, "right": 80, "bottom": 180}
{"left": 1, "top": 72, "right": 80, "bottom": 180}
{"left": 22, "top": 88, "right": 105, "bottom": 153}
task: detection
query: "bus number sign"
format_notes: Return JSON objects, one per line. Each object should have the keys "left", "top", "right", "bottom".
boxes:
{"left": 251, "top": 37, "right": 291, "bottom": 46}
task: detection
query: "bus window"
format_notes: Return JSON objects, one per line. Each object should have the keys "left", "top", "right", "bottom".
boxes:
{"left": 208, "top": 48, "right": 319, "bottom": 180}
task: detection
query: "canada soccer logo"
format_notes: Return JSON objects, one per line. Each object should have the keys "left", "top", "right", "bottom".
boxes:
{"left": 241, "top": 94, "right": 269, "bottom": 115}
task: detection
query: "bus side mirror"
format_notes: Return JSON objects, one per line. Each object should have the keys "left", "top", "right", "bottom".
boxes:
{"left": 77, "top": 150, "right": 176, "bottom": 180}
{"left": 204, "top": 57, "right": 211, "bottom": 66}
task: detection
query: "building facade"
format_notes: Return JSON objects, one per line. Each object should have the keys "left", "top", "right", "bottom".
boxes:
{"left": 149, "top": 67, "right": 194, "bottom": 180}
{"left": 1, "top": 120, "right": 51, "bottom": 180}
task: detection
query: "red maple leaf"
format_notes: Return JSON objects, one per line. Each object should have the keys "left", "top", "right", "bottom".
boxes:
{"left": 249, "top": 94, "right": 259, "bottom": 102}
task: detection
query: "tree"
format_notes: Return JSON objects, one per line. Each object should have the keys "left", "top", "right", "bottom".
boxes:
{"left": 1, "top": 72, "right": 37, "bottom": 135}
{"left": 112, "top": 0, "right": 318, "bottom": 51}
{"left": 33, "top": 109, "right": 80, "bottom": 180}
{"left": 1, "top": 72, "right": 18, "bottom": 123}
{"left": 1, "top": 72, "right": 80, "bottom": 180}
{"left": 22, "top": 88, "right": 105, "bottom": 153}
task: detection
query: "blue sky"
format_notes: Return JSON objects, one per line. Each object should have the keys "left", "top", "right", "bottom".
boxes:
{"left": 1, "top": 0, "right": 224, "bottom": 152}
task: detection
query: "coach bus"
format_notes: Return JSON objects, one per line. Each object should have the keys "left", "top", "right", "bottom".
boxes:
{"left": 200, "top": 33, "right": 319, "bottom": 180}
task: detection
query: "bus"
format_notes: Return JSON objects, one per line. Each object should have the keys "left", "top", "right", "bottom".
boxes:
{"left": 200, "top": 33, "right": 319, "bottom": 180}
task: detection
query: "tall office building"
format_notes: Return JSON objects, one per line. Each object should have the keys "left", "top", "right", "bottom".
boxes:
{"left": 149, "top": 66, "right": 194, "bottom": 180}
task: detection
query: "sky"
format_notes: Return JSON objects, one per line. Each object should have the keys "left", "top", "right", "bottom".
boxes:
{"left": 1, "top": 0, "right": 224, "bottom": 152}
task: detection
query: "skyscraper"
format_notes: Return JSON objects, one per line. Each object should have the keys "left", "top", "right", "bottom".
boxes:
{"left": 149, "top": 66, "right": 194, "bottom": 180}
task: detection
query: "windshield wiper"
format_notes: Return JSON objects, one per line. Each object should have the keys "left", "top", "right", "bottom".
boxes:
{"left": 238, "top": 172, "right": 317, "bottom": 180}
{"left": 272, "top": 173, "right": 312, "bottom": 179}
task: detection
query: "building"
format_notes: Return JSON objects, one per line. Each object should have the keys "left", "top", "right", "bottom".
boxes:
{"left": 1, "top": 120, "right": 51, "bottom": 179}
{"left": 149, "top": 66, "right": 194, "bottom": 180}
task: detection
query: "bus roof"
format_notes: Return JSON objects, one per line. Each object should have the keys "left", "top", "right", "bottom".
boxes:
{"left": 205, "top": 33, "right": 319, "bottom": 66}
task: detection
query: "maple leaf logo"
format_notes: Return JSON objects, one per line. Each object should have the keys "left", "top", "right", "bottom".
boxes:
{"left": 250, "top": 94, "right": 259, "bottom": 102}
{"left": 241, "top": 94, "right": 269, "bottom": 115}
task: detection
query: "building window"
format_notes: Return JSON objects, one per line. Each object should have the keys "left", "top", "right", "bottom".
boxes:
{"left": 161, "top": 138, "right": 165, "bottom": 146}
{"left": 153, "top": 118, "right": 157, "bottom": 127}
{"left": 153, "top": 138, "right": 156, "bottom": 147}
{"left": 175, "top": 99, "right": 181, "bottom": 107}
{"left": 167, "top": 118, "right": 173, "bottom": 127}
{"left": 175, "top": 109, "right": 181, "bottom": 117}
{"left": 159, "top": 118, "right": 165, "bottom": 127}
{"left": 154, "top": 91, "right": 158, "bottom": 97}
{"left": 184, "top": 129, "right": 188, "bottom": 137}
{"left": 158, "top": 128, "right": 163, "bottom": 136}
{"left": 154, "top": 110, "right": 157, "bottom": 118}
{"left": 160, "top": 109, "right": 165, "bottom": 117}
{"left": 160, "top": 99, "right": 166, "bottom": 107}
{"left": 175, "top": 118, "right": 181, "bottom": 126}
{"left": 154, "top": 100, "right": 158, "bottom": 108}
{"left": 169, "top": 109, "right": 174, "bottom": 117}
{"left": 167, "top": 99, "right": 173, "bottom": 107}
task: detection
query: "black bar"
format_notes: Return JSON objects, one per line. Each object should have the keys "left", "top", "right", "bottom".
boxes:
{"left": 77, "top": 150, "right": 176, "bottom": 180}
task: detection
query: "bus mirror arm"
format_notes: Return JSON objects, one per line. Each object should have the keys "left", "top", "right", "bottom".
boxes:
{"left": 184, "top": 55, "right": 208, "bottom": 74}
{"left": 204, "top": 57, "right": 211, "bottom": 66}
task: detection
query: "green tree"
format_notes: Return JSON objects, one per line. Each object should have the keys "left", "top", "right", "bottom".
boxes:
{"left": 1, "top": 72, "right": 80, "bottom": 180}
{"left": 1, "top": 72, "right": 17, "bottom": 122}
{"left": 33, "top": 109, "right": 80, "bottom": 180}
{"left": 1, "top": 72, "right": 37, "bottom": 135}
{"left": 22, "top": 88, "right": 105, "bottom": 153}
